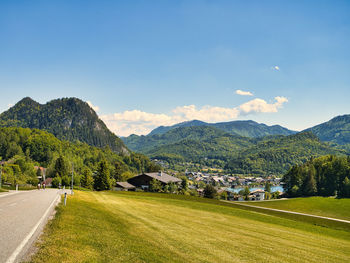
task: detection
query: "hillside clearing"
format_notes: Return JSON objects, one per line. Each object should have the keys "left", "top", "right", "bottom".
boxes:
{"left": 29, "top": 192, "right": 350, "bottom": 263}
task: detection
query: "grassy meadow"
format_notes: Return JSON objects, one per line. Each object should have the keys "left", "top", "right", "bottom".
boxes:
{"left": 242, "top": 197, "right": 350, "bottom": 221}
{"left": 29, "top": 191, "right": 350, "bottom": 263}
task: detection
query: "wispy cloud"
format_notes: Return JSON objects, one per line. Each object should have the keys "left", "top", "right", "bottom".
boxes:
{"left": 100, "top": 96, "right": 288, "bottom": 136}
{"left": 87, "top": 101, "right": 100, "bottom": 112}
{"left": 235, "top": 89, "right": 253, "bottom": 96}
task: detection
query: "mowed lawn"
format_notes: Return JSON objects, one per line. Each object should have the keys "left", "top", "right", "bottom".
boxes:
{"left": 243, "top": 197, "right": 350, "bottom": 220}
{"left": 30, "top": 191, "right": 350, "bottom": 263}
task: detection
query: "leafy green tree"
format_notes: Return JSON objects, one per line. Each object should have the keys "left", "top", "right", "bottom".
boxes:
{"left": 242, "top": 186, "right": 250, "bottom": 200}
{"left": 302, "top": 165, "right": 317, "bottom": 196}
{"left": 54, "top": 156, "right": 69, "bottom": 177}
{"left": 94, "top": 160, "right": 111, "bottom": 191}
{"left": 61, "top": 175, "right": 70, "bottom": 187}
{"left": 150, "top": 179, "right": 162, "bottom": 192}
{"left": 181, "top": 177, "right": 188, "bottom": 191}
{"left": 52, "top": 177, "right": 62, "bottom": 188}
{"left": 338, "top": 177, "right": 350, "bottom": 198}
{"left": 264, "top": 182, "right": 271, "bottom": 193}
{"left": 80, "top": 168, "right": 94, "bottom": 190}
{"left": 204, "top": 184, "right": 217, "bottom": 199}
{"left": 220, "top": 191, "right": 228, "bottom": 200}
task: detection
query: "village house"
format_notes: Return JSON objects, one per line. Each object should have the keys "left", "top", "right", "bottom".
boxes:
{"left": 127, "top": 171, "right": 182, "bottom": 191}
{"left": 248, "top": 189, "right": 265, "bottom": 201}
{"left": 114, "top": 182, "right": 136, "bottom": 191}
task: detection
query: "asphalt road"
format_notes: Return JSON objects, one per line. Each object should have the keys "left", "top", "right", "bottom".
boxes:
{"left": 0, "top": 189, "right": 62, "bottom": 263}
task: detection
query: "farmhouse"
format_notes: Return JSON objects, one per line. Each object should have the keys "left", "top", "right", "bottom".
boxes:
{"left": 127, "top": 171, "right": 181, "bottom": 190}
{"left": 114, "top": 182, "right": 136, "bottom": 191}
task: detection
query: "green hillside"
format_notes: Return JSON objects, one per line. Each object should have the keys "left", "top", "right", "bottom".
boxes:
{"left": 225, "top": 132, "right": 345, "bottom": 175}
{"left": 305, "top": 114, "right": 350, "bottom": 146}
{"left": 0, "top": 97, "right": 128, "bottom": 154}
{"left": 30, "top": 191, "right": 350, "bottom": 263}
{"left": 0, "top": 127, "right": 159, "bottom": 187}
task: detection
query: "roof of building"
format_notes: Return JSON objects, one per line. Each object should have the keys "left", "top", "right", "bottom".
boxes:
{"left": 142, "top": 172, "right": 182, "bottom": 184}
{"left": 250, "top": 189, "right": 265, "bottom": 194}
{"left": 116, "top": 182, "right": 136, "bottom": 189}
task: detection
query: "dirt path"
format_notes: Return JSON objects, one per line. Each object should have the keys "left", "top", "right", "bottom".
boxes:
{"left": 223, "top": 201, "right": 350, "bottom": 224}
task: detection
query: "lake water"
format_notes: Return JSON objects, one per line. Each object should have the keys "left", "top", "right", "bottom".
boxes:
{"left": 227, "top": 186, "right": 284, "bottom": 193}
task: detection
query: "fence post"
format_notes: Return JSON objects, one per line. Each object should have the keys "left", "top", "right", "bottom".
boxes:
{"left": 64, "top": 192, "right": 67, "bottom": 206}
{"left": 16, "top": 184, "right": 18, "bottom": 191}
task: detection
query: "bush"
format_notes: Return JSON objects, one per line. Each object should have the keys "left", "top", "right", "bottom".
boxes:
{"left": 52, "top": 177, "right": 62, "bottom": 188}
{"left": 204, "top": 184, "right": 217, "bottom": 199}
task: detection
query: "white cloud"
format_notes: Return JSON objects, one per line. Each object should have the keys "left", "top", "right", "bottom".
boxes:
{"left": 235, "top": 90, "right": 253, "bottom": 96}
{"left": 273, "top": 66, "right": 280, "bottom": 71}
{"left": 87, "top": 101, "right": 100, "bottom": 112}
{"left": 100, "top": 96, "right": 288, "bottom": 136}
{"left": 239, "top": 96, "right": 288, "bottom": 114}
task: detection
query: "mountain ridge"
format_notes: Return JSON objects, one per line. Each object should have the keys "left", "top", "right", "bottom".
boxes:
{"left": 148, "top": 119, "right": 296, "bottom": 137}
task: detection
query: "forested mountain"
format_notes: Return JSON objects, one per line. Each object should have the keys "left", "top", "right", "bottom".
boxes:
{"left": 305, "top": 114, "right": 350, "bottom": 145}
{"left": 124, "top": 123, "right": 345, "bottom": 175}
{"left": 224, "top": 132, "right": 344, "bottom": 175}
{"left": 0, "top": 127, "right": 159, "bottom": 187}
{"left": 147, "top": 119, "right": 296, "bottom": 137}
{"left": 0, "top": 97, "right": 128, "bottom": 154}
{"left": 123, "top": 126, "right": 252, "bottom": 153}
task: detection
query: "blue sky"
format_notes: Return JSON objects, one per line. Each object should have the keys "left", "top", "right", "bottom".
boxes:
{"left": 0, "top": 0, "right": 349, "bottom": 136}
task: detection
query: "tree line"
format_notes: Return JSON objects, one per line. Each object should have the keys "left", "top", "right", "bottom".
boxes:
{"left": 0, "top": 127, "right": 160, "bottom": 189}
{"left": 282, "top": 155, "right": 350, "bottom": 198}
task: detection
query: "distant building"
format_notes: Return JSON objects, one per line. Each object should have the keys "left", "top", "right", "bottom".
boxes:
{"left": 248, "top": 189, "right": 265, "bottom": 201}
{"left": 127, "top": 171, "right": 181, "bottom": 190}
{"left": 114, "top": 182, "right": 136, "bottom": 191}
{"left": 43, "top": 178, "right": 53, "bottom": 187}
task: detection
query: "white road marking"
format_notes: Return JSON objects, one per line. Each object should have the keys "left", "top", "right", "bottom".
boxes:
{"left": 5, "top": 193, "right": 60, "bottom": 263}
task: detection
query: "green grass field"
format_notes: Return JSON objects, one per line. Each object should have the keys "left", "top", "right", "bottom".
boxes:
{"left": 29, "top": 191, "right": 350, "bottom": 263}
{"left": 242, "top": 197, "right": 350, "bottom": 220}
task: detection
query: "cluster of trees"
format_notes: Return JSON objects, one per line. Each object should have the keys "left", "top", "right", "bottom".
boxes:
{"left": 149, "top": 177, "right": 190, "bottom": 194}
{"left": 0, "top": 127, "right": 160, "bottom": 189}
{"left": 283, "top": 155, "right": 350, "bottom": 198}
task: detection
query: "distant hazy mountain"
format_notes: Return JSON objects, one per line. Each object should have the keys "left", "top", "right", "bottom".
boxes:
{"left": 305, "top": 114, "right": 350, "bottom": 145}
{"left": 148, "top": 119, "right": 296, "bottom": 137}
{"left": 0, "top": 97, "right": 128, "bottom": 154}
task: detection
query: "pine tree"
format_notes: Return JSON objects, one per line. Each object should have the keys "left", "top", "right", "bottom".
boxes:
{"left": 81, "top": 168, "right": 94, "bottom": 190}
{"left": 302, "top": 165, "right": 317, "bottom": 196}
{"left": 93, "top": 160, "right": 111, "bottom": 191}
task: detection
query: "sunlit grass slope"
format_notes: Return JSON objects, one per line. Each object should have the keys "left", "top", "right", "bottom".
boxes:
{"left": 243, "top": 197, "right": 350, "bottom": 220}
{"left": 30, "top": 191, "right": 350, "bottom": 263}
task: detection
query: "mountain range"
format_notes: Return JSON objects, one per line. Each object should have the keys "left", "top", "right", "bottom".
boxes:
{"left": 122, "top": 115, "right": 350, "bottom": 175}
{"left": 149, "top": 119, "right": 296, "bottom": 137}
{"left": 0, "top": 97, "right": 348, "bottom": 176}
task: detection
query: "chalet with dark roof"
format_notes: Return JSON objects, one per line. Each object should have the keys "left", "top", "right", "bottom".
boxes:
{"left": 127, "top": 171, "right": 181, "bottom": 190}
{"left": 114, "top": 182, "right": 136, "bottom": 191}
